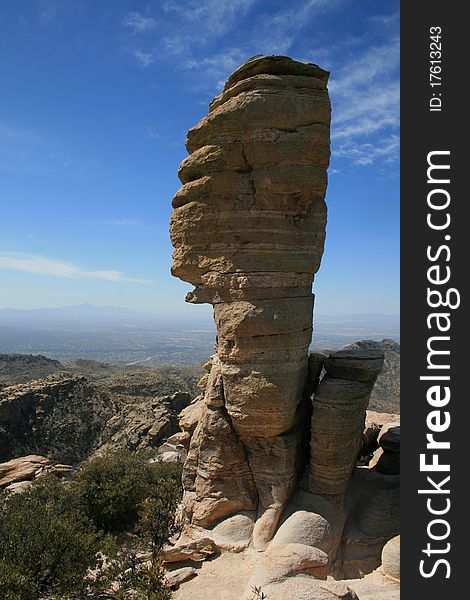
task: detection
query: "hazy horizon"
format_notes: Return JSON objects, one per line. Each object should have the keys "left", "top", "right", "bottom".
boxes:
{"left": 0, "top": 302, "right": 400, "bottom": 319}
{"left": 0, "top": 303, "right": 399, "bottom": 367}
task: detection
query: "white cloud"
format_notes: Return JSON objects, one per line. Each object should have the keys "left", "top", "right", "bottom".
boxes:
{"left": 335, "top": 134, "right": 399, "bottom": 166}
{"left": 39, "top": 0, "right": 60, "bottom": 23}
{"left": 132, "top": 50, "right": 155, "bottom": 67}
{"left": 0, "top": 252, "right": 154, "bottom": 284}
{"left": 0, "top": 123, "right": 42, "bottom": 143}
{"left": 368, "top": 11, "right": 400, "bottom": 28}
{"left": 107, "top": 218, "right": 140, "bottom": 226}
{"left": 163, "top": 0, "right": 257, "bottom": 43}
{"left": 329, "top": 38, "right": 400, "bottom": 166}
{"left": 123, "top": 12, "right": 157, "bottom": 33}
{"left": 329, "top": 40, "right": 399, "bottom": 97}
{"left": 181, "top": 49, "right": 246, "bottom": 87}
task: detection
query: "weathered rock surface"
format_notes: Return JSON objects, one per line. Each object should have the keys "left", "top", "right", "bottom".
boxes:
{"left": 165, "top": 567, "right": 197, "bottom": 589}
{"left": 170, "top": 54, "right": 331, "bottom": 548}
{"left": 344, "top": 339, "right": 400, "bottom": 414}
{"left": 308, "top": 349, "right": 384, "bottom": 497}
{"left": 334, "top": 466, "right": 400, "bottom": 579}
{"left": 380, "top": 535, "right": 400, "bottom": 581}
{"left": 369, "top": 418, "right": 400, "bottom": 476}
{"left": 162, "top": 537, "right": 218, "bottom": 563}
{"left": 260, "top": 577, "right": 359, "bottom": 600}
{"left": 247, "top": 542, "right": 329, "bottom": 589}
{"left": 168, "top": 54, "right": 396, "bottom": 597}
{"left": 0, "top": 455, "right": 74, "bottom": 492}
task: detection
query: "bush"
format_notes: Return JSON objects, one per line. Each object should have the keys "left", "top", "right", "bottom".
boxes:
{"left": 75, "top": 451, "right": 182, "bottom": 535}
{"left": 0, "top": 478, "right": 106, "bottom": 599}
{"left": 0, "top": 452, "right": 182, "bottom": 599}
{"left": 102, "top": 551, "right": 172, "bottom": 600}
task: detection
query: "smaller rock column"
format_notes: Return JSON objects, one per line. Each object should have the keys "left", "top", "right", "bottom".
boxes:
{"left": 308, "top": 349, "right": 384, "bottom": 496}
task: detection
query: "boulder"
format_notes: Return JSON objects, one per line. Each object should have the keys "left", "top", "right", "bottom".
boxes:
{"left": 270, "top": 510, "right": 341, "bottom": 558}
{"left": 381, "top": 535, "right": 400, "bottom": 581}
{"left": 179, "top": 397, "right": 204, "bottom": 434}
{"left": 378, "top": 422, "right": 400, "bottom": 453}
{"left": 0, "top": 455, "right": 51, "bottom": 488}
{"left": 192, "top": 511, "right": 256, "bottom": 553}
{"left": 164, "top": 566, "right": 197, "bottom": 588}
{"left": 260, "top": 577, "right": 358, "bottom": 600}
{"left": 166, "top": 431, "right": 191, "bottom": 449}
{"left": 162, "top": 537, "right": 218, "bottom": 563}
{"left": 247, "top": 543, "right": 328, "bottom": 589}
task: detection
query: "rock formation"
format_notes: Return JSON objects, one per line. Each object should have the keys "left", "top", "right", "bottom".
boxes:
{"left": 0, "top": 455, "right": 74, "bottom": 493}
{"left": 170, "top": 55, "right": 332, "bottom": 548}
{"left": 169, "top": 55, "right": 397, "bottom": 597}
{"left": 344, "top": 339, "right": 400, "bottom": 414}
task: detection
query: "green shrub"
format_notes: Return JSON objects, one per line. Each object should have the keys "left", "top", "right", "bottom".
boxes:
{"left": 102, "top": 550, "right": 172, "bottom": 600}
{"left": 0, "top": 452, "right": 182, "bottom": 599}
{"left": 0, "top": 478, "right": 106, "bottom": 599}
{"left": 75, "top": 451, "right": 182, "bottom": 535}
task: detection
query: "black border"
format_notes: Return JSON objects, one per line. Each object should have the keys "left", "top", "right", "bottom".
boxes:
{"left": 401, "top": 3, "right": 466, "bottom": 596}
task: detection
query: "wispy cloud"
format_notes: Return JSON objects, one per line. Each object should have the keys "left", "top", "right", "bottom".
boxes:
{"left": 253, "top": 0, "right": 345, "bottom": 56}
{"left": 132, "top": 50, "right": 155, "bottom": 67}
{"left": 368, "top": 11, "right": 399, "bottom": 28}
{"left": 0, "top": 252, "right": 154, "bottom": 284}
{"left": 39, "top": 0, "right": 60, "bottom": 23}
{"left": 181, "top": 49, "right": 246, "bottom": 88}
{"left": 38, "top": 0, "right": 77, "bottom": 25}
{"left": 116, "top": 1, "right": 398, "bottom": 167}
{"left": 0, "top": 121, "right": 99, "bottom": 175}
{"left": 162, "top": 0, "right": 257, "bottom": 45}
{"left": 119, "top": 0, "right": 348, "bottom": 90}
{"left": 158, "top": 0, "right": 347, "bottom": 91}
{"left": 107, "top": 218, "right": 140, "bottom": 226}
{"left": 335, "top": 134, "right": 399, "bottom": 166}
{"left": 123, "top": 12, "right": 157, "bottom": 34}
{"left": 0, "top": 123, "right": 42, "bottom": 144}
{"left": 329, "top": 37, "right": 400, "bottom": 166}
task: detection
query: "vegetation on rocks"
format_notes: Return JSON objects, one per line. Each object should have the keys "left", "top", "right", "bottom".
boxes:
{"left": 0, "top": 450, "right": 182, "bottom": 599}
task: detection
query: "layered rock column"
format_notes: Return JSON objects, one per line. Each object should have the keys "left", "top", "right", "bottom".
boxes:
{"left": 170, "top": 55, "right": 331, "bottom": 547}
{"left": 308, "top": 350, "right": 385, "bottom": 496}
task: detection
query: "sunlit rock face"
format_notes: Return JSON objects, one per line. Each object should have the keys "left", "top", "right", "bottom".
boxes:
{"left": 170, "top": 55, "right": 331, "bottom": 548}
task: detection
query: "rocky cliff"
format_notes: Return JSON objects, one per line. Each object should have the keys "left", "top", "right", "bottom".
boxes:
{"left": 0, "top": 367, "right": 198, "bottom": 464}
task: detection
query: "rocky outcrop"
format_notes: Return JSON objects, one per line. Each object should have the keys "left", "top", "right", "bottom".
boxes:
{"left": 170, "top": 54, "right": 332, "bottom": 549}
{"left": 308, "top": 350, "right": 384, "bottom": 497}
{"left": 0, "top": 374, "right": 192, "bottom": 464}
{"left": 0, "top": 375, "right": 115, "bottom": 464}
{"left": 344, "top": 339, "right": 400, "bottom": 414}
{"left": 168, "top": 54, "right": 395, "bottom": 597}
{"left": 0, "top": 354, "right": 62, "bottom": 385}
{"left": 0, "top": 455, "right": 74, "bottom": 493}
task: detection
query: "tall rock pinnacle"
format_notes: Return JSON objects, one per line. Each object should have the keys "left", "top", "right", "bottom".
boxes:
{"left": 170, "top": 55, "right": 331, "bottom": 548}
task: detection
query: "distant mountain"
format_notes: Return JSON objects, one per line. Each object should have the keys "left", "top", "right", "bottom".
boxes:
{"left": 0, "top": 303, "right": 155, "bottom": 324}
{"left": 0, "top": 304, "right": 398, "bottom": 330}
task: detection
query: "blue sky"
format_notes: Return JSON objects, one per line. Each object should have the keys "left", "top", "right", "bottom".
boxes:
{"left": 0, "top": 0, "right": 399, "bottom": 318}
